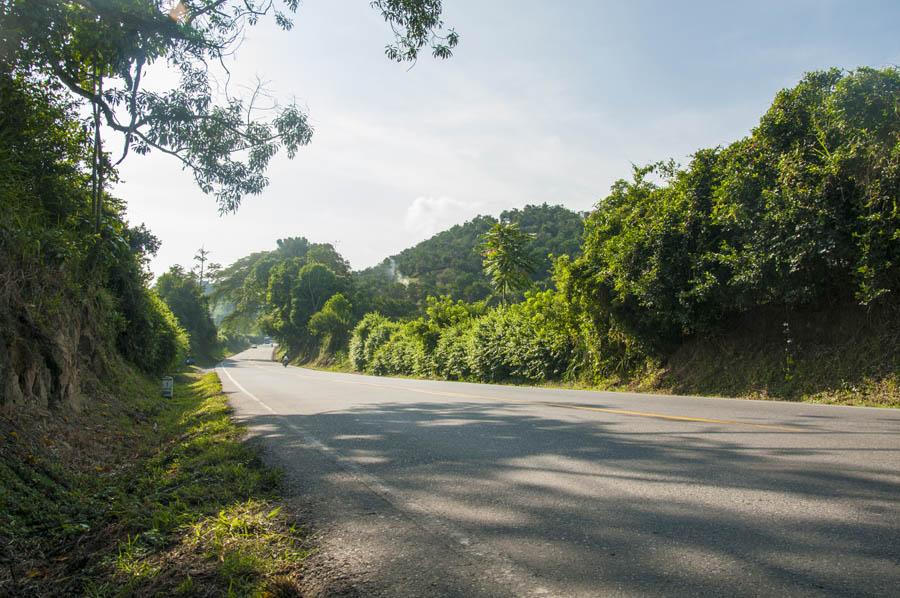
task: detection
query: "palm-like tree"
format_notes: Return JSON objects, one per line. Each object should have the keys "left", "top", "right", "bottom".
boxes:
{"left": 480, "top": 222, "right": 537, "bottom": 304}
{"left": 193, "top": 246, "right": 211, "bottom": 285}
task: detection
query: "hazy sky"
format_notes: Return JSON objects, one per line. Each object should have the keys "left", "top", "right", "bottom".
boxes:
{"left": 118, "top": 0, "right": 900, "bottom": 277}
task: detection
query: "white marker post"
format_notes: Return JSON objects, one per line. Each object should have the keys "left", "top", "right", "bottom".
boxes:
{"left": 160, "top": 376, "right": 174, "bottom": 398}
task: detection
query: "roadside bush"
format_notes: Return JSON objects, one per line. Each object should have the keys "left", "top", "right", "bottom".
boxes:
{"left": 468, "top": 291, "right": 576, "bottom": 383}
{"left": 573, "top": 66, "right": 900, "bottom": 357}
{"left": 349, "top": 314, "right": 375, "bottom": 370}
{"left": 0, "top": 69, "right": 189, "bottom": 406}
{"left": 155, "top": 266, "right": 218, "bottom": 358}
{"left": 349, "top": 312, "right": 399, "bottom": 371}
{"left": 516, "top": 290, "right": 580, "bottom": 381}
{"left": 308, "top": 293, "right": 353, "bottom": 355}
{"left": 137, "top": 291, "right": 190, "bottom": 374}
{"left": 425, "top": 295, "right": 485, "bottom": 328}
{"left": 370, "top": 321, "right": 433, "bottom": 377}
{"left": 432, "top": 322, "right": 474, "bottom": 380}
{"left": 338, "top": 68, "right": 900, "bottom": 402}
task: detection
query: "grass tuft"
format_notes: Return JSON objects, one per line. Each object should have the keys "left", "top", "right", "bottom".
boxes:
{"left": 0, "top": 367, "right": 307, "bottom": 596}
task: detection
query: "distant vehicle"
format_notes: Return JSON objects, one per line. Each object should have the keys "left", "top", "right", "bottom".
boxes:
{"left": 251, "top": 343, "right": 258, "bottom": 349}
{"left": 184, "top": 356, "right": 195, "bottom": 365}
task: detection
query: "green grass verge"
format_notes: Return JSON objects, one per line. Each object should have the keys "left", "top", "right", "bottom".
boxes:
{"left": 0, "top": 368, "right": 307, "bottom": 596}
{"left": 646, "top": 304, "right": 900, "bottom": 407}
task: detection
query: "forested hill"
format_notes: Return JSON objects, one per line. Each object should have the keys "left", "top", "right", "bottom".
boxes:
{"left": 356, "top": 204, "right": 584, "bottom": 311}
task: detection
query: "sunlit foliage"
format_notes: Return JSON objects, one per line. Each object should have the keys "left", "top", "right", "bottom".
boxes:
{"left": 349, "top": 67, "right": 900, "bottom": 392}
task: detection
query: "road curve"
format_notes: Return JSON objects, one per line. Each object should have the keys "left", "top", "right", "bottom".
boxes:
{"left": 218, "top": 347, "right": 900, "bottom": 597}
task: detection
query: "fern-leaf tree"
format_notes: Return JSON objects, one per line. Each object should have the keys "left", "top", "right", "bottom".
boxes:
{"left": 480, "top": 222, "right": 537, "bottom": 304}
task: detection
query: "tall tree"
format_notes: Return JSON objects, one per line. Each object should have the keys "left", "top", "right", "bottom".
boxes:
{"left": 480, "top": 222, "right": 537, "bottom": 304}
{"left": 193, "top": 245, "right": 210, "bottom": 285}
{"left": 155, "top": 264, "right": 218, "bottom": 356}
{"left": 308, "top": 292, "right": 353, "bottom": 353}
{"left": 1, "top": 0, "right": 457, "bottom": 218}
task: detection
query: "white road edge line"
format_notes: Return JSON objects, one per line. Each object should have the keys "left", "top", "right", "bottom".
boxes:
{"left": 215, "top": 363, "right": 551, "bottom": 597}
{"left": 216, "top": 363, "right": 401, "bottom": 503}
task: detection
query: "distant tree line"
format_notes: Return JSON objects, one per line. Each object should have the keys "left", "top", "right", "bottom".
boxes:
{"left": 208, "top": 205, "right": 585, "bottom": 362}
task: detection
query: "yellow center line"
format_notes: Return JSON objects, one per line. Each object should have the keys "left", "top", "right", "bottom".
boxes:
{"left": 544, "top": 403, "right": 799, "bottom": 432}
{"left": 239, "top": 362, "right": 801, "bottom": 432}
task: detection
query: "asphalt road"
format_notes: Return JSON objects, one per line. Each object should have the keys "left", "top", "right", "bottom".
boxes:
{"left": 218, "top": 347, "right": 900, "bottom": 597}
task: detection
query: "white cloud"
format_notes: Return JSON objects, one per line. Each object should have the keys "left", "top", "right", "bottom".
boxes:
{"left": 403, "top": 196, "right": 483, "bottom": 240}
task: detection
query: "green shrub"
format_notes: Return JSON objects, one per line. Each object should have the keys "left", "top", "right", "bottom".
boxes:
{"left": 308, "top": 292, "right": 353, "bottom": 354}
{"left": 467, "top": 291, "right": 576, "bottom": 383}
{"left": 142, "top": 291, "right": 190, "bottom": 374}
{"left": 573, "top": 66, "right": 900, "bottom": 358}
{"left": 432, "top": 322, "right": 474, "bottom": 380}
{"left": 0, "top": 71, "right": 188, "bottom": 381}
{"left": 370, "top": 320, "right": 433, "bottom": 377}
{"left": 343, "top": 68, "right": 900, "bottom": 393}
{"left": 155, "top": 266, "right": 218, "bottom": 358}
{"left": 349, "top": 312, "right": 398, "bottom": 371}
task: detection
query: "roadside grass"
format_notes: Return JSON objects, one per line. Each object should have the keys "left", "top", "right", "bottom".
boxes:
{"left": 0, "top": 366, "right": 307, "bottom": 596}
{"left": 278, "top": 346, "right": 353, "bottom": 374}
{"left": 647, "top": 304, "right": 900, "bottom": 408}
{"left": 299, "top": 360, "right": 354, "bottom": 375}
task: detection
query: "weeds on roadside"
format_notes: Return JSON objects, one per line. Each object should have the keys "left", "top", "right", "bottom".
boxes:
{"left": 0, "top": 370, "right": 307, "bottom": 596}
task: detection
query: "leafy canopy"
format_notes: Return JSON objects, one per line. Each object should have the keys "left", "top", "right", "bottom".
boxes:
{"left": 356, "top": 204, "right": 584, "bottom": 311}
{"left": 1, "top": 0, "right": 457, "bottom": 212}
{"left": 155, "top": 264, "right": 218, "bottom": 356}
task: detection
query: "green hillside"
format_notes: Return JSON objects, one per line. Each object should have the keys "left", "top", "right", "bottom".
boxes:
{"left": 355, "top": 204, "right": 584, "bottom": 313}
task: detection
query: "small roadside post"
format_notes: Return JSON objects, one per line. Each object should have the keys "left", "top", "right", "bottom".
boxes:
{"left": 160, "top": 376, "right": 174, "bottom": 398}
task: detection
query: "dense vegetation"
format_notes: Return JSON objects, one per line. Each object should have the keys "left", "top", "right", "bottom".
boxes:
{"left": 1, "top": 0, "right": 459, "bottom": 407}
{"left": 355, "top": 204, "right": 584, "bottom": 314}
{"left": 0, "top": 70, "right": 189, "bottom": 410}
{"left": 155, "top": 266, "right": 220, "bottom": 360}
{"left": 211, "top": 237, "right": 354, "bottom": 361}
{"left": 1, "top": 1, "right": 461, "bottom": 592}
{"left": 205, "top": 69, "right": 899, "bottom": 405}
{"left": 210, "top": 205, "right": 584, "bottom": 362}
{"left": 345, "top": 68, "right": 899, "bottom": 405}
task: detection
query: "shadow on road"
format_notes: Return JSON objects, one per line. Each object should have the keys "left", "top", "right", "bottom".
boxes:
{"left": 238, "top": 399, "right": 900, "bottom": 596}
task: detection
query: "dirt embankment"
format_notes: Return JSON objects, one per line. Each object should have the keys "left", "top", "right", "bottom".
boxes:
{"left": 652, "top": 303, "right": 900, "bottom": 406}
{"left": 0, "top": 259, "right": 109, "bottom": 413}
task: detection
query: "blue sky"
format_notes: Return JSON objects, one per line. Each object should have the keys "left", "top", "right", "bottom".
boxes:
{"left": 119, "top": 0, "right": 900, "bottom": 276}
